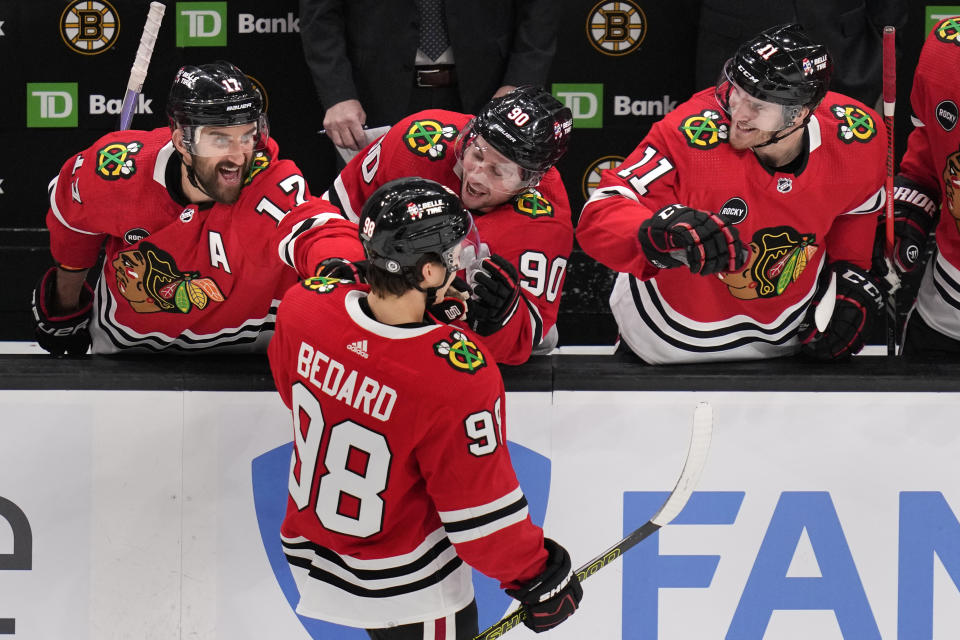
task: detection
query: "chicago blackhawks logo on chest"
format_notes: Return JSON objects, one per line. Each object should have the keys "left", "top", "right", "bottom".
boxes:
{"left": 112, "top": 241, "right": 225, "bottom": 313}
{"left": 404, "top": 119, "right": 459, "bottom": 160}
{"left": 717, "top": 226, "right": 818, "bottom": 300}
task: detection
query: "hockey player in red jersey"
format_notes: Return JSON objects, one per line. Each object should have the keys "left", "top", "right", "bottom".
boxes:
{"left": 268, "top": 177, "right": 582, "bottom": 638}
{"left": 31, "top": 61, "right": 358, "bottom": 355}
{"left": 881, "top": 17, "right": 960, "bottom": 357}
{"left": 323, "top": 86, "right": 574, "bottom": 365}
{"left": 578, "top": 24, "right": 887, "bottom": 364}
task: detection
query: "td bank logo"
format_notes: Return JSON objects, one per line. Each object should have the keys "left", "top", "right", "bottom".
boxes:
{"left": 176, "top": 2, "right": 227, "bottom": 46}
{"left": 27, "top": 83, "right": 78, "bottom": 128}
{"left": 553, "top": 83, "right": 603, "bottom": 129}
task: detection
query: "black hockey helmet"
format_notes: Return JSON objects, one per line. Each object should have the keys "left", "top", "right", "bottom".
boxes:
{"left": 458, "top": 86, "right": 573, "bottom": 180}
{"left": 723, "top": 24, "right": 832, "bottom": 109}
{"left": 359, "top": 177, "right": 475, "bottom": 277}
{"left": 166, "top": 61, "right": 269, "bottom": 153}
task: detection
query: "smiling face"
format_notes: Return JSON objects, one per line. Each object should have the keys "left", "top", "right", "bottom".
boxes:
{"left": 175, "top": 123, "right": 257, "bottom": 204}
{"left": 459, "top": 136, "right": 528, "bottom": 211}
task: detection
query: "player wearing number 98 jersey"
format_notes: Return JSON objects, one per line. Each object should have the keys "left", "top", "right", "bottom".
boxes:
{"left": 36, "top": 61, "right": 359, "bottom": 354}
{"left": 324, "top": 86, "right": 574, "bottom": 364}
{"left": 268, "top": 178, "right": 581, "bottom": 637}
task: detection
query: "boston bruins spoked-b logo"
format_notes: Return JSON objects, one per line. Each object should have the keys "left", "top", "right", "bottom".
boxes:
{"left": 433, "top": 330, "right": 487, "bottom": 373}
{"left": 60, "top": 0, "right": 120, "bottom": 55}
{"left": 586, "top": 0, "right": 647, "bottom": 56}
{"left": 582, "top": 155, "right": 623, "bottom": 200}
{"left": 403, "top": 119, "right": 459, "bottom": 160}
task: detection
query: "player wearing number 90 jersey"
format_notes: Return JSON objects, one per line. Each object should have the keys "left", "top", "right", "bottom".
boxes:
{"left": 268, "top": 179, "right": 581, "bottom": 636}
{"left": 325, "top": 87, "right": 574, "bottom": 364}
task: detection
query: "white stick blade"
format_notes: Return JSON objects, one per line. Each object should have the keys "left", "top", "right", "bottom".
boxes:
{"left": 650, "top": 401, "right": 713, "bottom": 526}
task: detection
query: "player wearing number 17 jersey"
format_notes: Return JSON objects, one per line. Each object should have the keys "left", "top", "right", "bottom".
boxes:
{"left": 324, "top": 86, "right": 574, "bottom": 365}
{"left": 578, "top": 24, "right": 887, "bottom": 363}
{"left": 268, "top": 179, "right": 581, "bottom": 638}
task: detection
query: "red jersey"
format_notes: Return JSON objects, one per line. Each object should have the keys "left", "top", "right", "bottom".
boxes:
{"left": 578, "top": 89, "right": 886, "bottom": 363}
{"left": 898, "top": 18, "right": 960, "bottom": 342}
{"left": 267, "top": 279, "right": 547, "bottom": 627}
{"left": 46, "top": 127, "right": 357, "bottom": 353}
{"left": 325, "top": 109, "right": 574, "bottom": 364}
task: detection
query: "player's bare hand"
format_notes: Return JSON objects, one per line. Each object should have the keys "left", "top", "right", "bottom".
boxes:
{"left": 323, "top": 99, "right": 367, "bottom": 151}
{"left": 493, "top": 84, "right": 517, "bottom": 99}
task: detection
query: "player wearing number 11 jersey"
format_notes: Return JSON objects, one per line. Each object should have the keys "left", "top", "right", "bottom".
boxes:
{"left": 324, "top": 86, "right": 574, "bottom": 364}
{"left": 268, "top": 178, "right": 581, "bottom": 638}
{"left": 578, "top": 24, "right": 887, "bottom": 363}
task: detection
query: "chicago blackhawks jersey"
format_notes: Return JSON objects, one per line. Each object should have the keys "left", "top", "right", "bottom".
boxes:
{"left": 325, "top": 109, "right": 574, "bottom": 364}
{"left": 267, "top": 279, "right": 547, "bottom": 627}
{"left": 578, "top": 89, "right": 886, "bottom": 363}
{"left": 898, "top": 17, "right": 960, "bottom": 342}
{"left": 46, "top": 127, "right": 355, "bottom": 353}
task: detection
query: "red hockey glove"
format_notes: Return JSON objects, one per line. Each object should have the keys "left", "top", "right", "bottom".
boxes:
{"left": 31, "top": 266, "right": 93, "bottom": 357}
{"left": 505, "top": 538, "right": 582, "bottom": 633}
{"left": 468, "top": 254, "right": 522, "bottom": 336}
{"left": 638, "top": 204, "right": 747, "bottom": 275}
{"left": 797, "top": 262, "right": 884, "bottom": 360}
{"left": 315, "top": 257, "right": 367, "bottom": 283}
{"left": 872, "top": 176, "right": 938, "bottom": 278}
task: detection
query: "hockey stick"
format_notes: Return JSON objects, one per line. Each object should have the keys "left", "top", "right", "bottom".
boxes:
{"left": 882, "top": 25, "right": 898, "bottom": 356}
{"left": 474, "top": 402, "right": 714, "bottom": 640}
{"left": 118, "top": 2, "right": 165, "bottom": 131}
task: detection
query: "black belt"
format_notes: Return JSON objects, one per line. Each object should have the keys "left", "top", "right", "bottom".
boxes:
{"left": 415, "top": 65, "right": 457, "bottom": 88}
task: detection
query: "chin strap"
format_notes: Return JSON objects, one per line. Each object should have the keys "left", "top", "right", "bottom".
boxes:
{"left": 181, "top": 154, "right": 216, "bottom": 200}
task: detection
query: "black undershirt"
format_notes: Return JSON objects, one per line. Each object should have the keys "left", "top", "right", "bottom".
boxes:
{"left": 357, "top": 295, "right": 433, "bottom": 329}
{"left": 164, "top": 150, "right": 213, "bottom": 210}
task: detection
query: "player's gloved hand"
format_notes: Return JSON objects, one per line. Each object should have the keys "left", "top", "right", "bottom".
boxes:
{"left": 31, "top": 266, "right": 93, "bottom": 356}
{"left": 468, "top": 254, "right": 521, "bottom": 336}
{"left": 872, "top": 176, "right": 938, "bottom": 278}
{"left": 427, "top": 277, "right": 469, "bottom": 324}
{"left": 797, "top": 261, "right": 884, "bottom": 361}
{"left": 505, "top": 538, "right": 582, "bottom": 633}
{"left": 315, "top": 257, "right": 367, "bottom": 283}
{"left": 638, "top": 204, "right": 747, "bottom": 275}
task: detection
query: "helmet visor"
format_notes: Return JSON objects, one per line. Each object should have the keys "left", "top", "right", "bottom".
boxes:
{"left": 180, "top": 116, "right": 269, "bottom": 157}
{"left": 455, "top": 129, "right": 542, "bottom": 194}
{"left": 442, "top": 217, "right": 487, "bottom": 274}
{"left": 715, "top": 61, "right": 803, "bottom": 133}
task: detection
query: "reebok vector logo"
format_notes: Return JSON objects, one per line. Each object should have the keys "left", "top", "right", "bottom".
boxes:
{"left": 346, "top": 339, "right": 368, "bottom": 359}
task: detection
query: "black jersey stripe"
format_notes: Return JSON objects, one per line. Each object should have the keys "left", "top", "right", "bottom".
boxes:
{"left": 286, "top": 553, "right": 464, "bottom": 599}
{"left": 441, "top": 495, "right": 528, "bottom": 534}
{"left": 281, "top": 535, "right": 453, "bottom": 581}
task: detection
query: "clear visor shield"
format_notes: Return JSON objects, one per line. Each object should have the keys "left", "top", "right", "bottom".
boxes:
{"left": 455, "top": 130, "right": 541, "bottom": 194}
{"left": 443, "top": 218, "right": 489, "bottom": 281}
{"left": 180, "top": 116, "right": 270, "bottom": 157}
{"left": 715, "top": 64, "right": 802, "bottom": 133}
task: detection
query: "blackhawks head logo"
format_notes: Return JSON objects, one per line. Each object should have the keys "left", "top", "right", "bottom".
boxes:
{"left": 404, "top": 119, "right": 459, "bottom": 160}
{"left": 941, "top": 146, "right": 960, "bottom": 233}
{"left": 830, "top": 105, "right": 876, "bottom": 143}
{"left": 112, "top": 241, "right": 225, "bottom": 313}
{"left": 96, "top": 141, "right": 143, "bottom": 180}
{"left": 433, "top": 330, "right": 487, "bottom": 373}
{"left": 717, "top": 226, "right": 818, "bottom": 300}
{"left": 513, "top": 190, "right": 554, "bottom": 218}
{"left": 678, "top": 110, "right": 728, "bottom": 149}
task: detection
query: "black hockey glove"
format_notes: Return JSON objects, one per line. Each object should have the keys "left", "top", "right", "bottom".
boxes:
{"left": 797, "top": 262, "right": 884, "bottom": 361}
{"left": 315, "top": 257, "right": 367, "bottom": 283}
{"left": 31, "top": 266, "right": 93, "bottom": 357}
{"left": 468, "top": 254, "right": 522, "bottom": 336}
{"left": 638, "top": 204, "right": 747, "bottom": 275}
{"left": 427, "top": 277, "right": 469, "bottom": 324}
{"left": 505, "top": 538, "right": 582, "bottom": 633}
{"left": 872, "top": 176, "right": 939, "bottom": 278}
